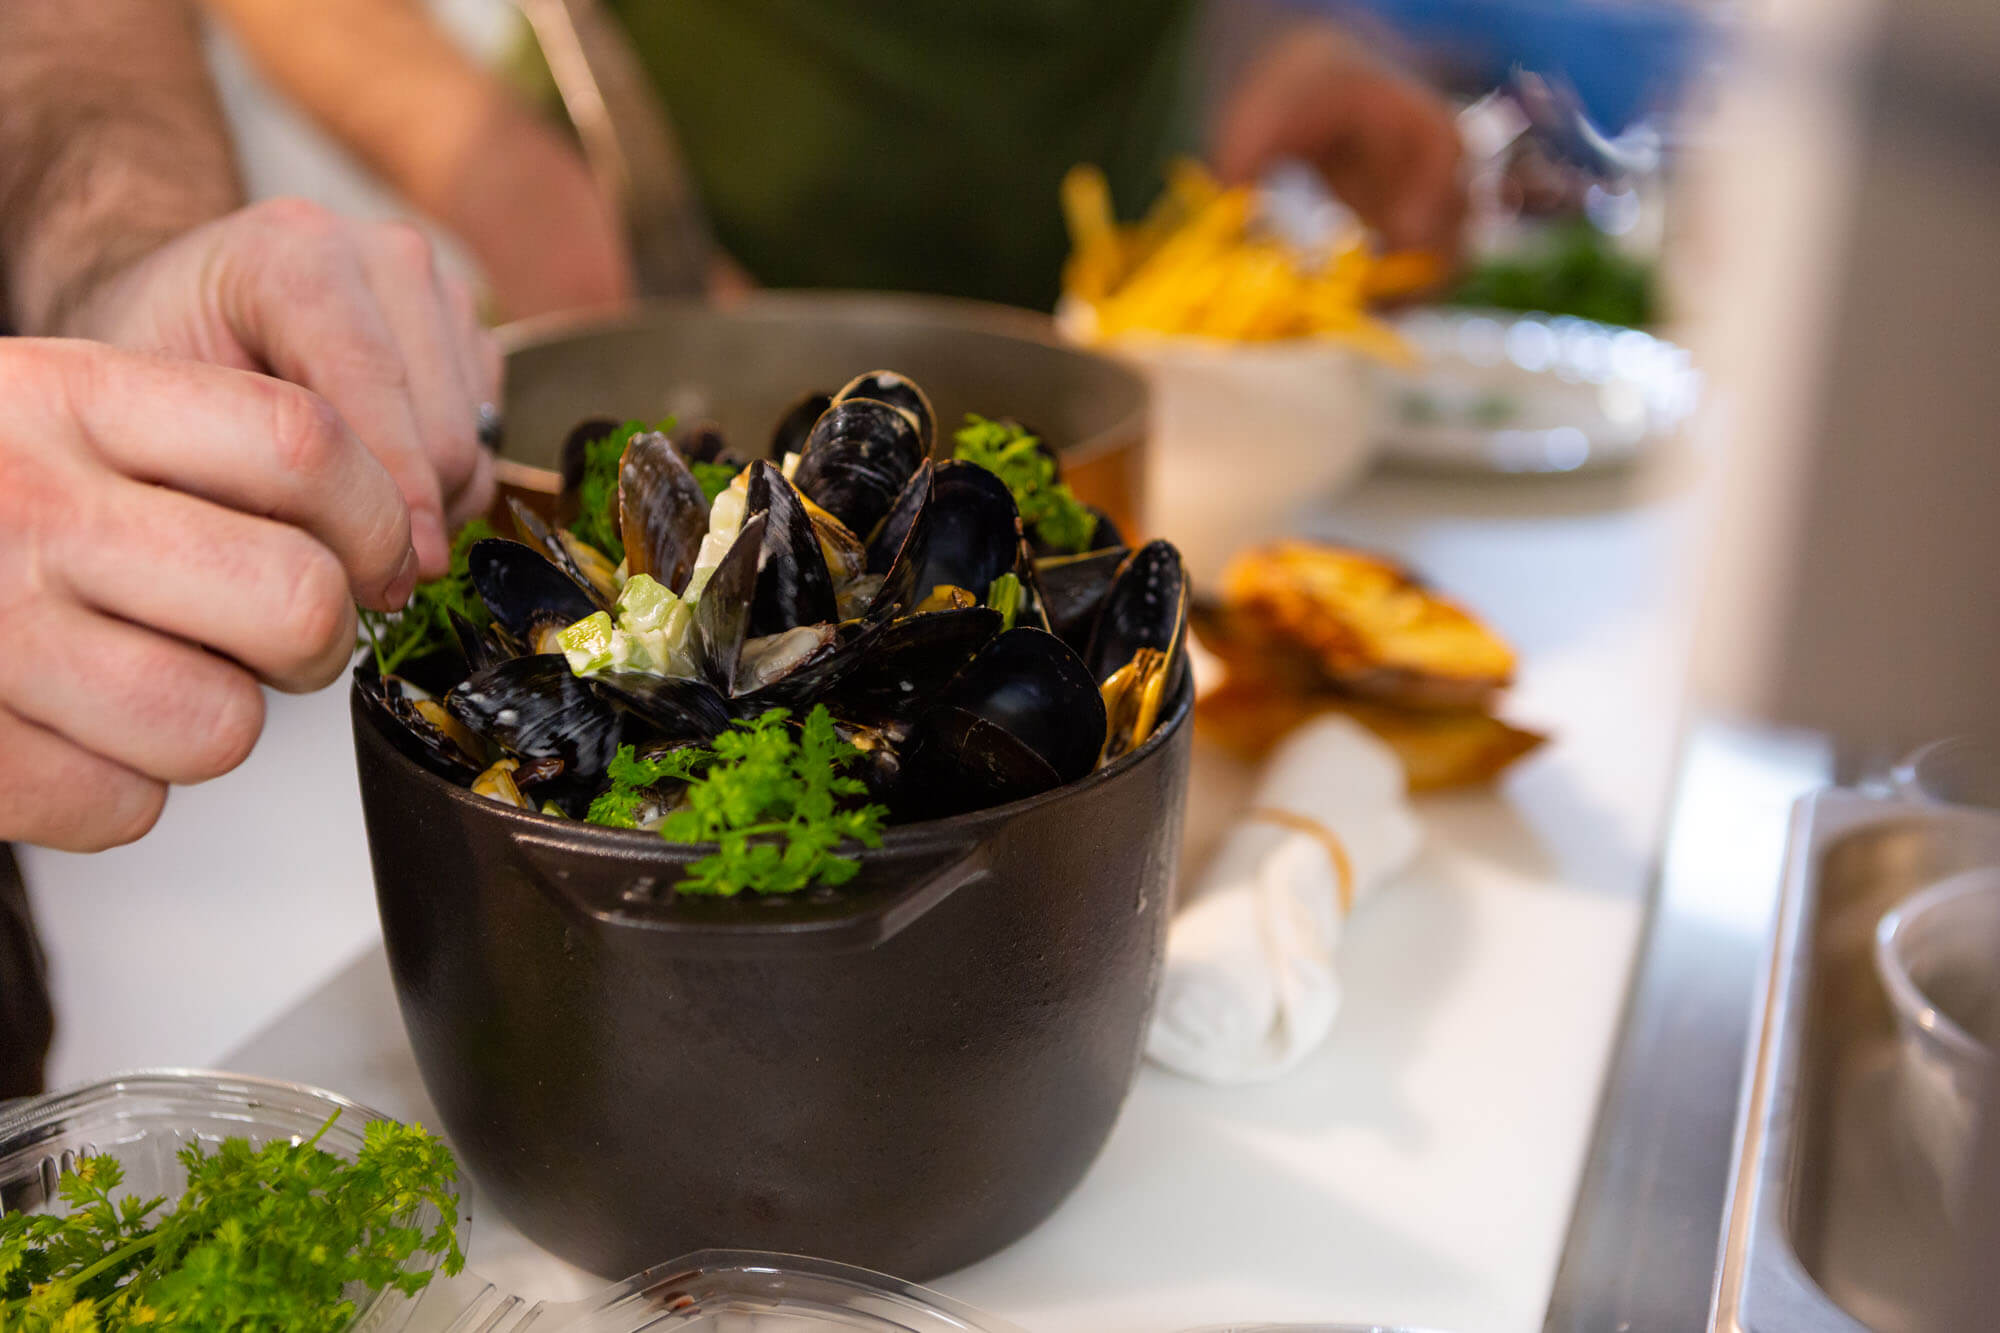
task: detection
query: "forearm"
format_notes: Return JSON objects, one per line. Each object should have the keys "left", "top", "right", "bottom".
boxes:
{"left": 204, "top": 0, "right": 630, "bottom": 316}
{"left": 0, "top": 0, "right": 242, "bottom": 334}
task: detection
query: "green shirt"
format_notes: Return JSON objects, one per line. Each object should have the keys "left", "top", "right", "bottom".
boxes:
{"left": 602, "top": 0, "right": 1199, "bottom": 311}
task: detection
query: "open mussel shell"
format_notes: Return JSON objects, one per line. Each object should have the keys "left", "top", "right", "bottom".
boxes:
{"left": 507, "top": 496, "right": 617, "bottom": 606}
{"left": 833, "top": 370, "right": 935, "bottom": 454}
{"left": 1035, "top": 547, "right": 1128, "bottom": 653}
{"left": 744, "top": 460, "right": 838, "bottom": 636}
{"left": 863, "top": 459, "right": 934, "bottom": 616}
{"left": 620, "top": 430, "right": 710, "bottom": 595}
{"left": 826, "top": 606, "right": 1002, "bottom": 713}
{"left": 902, "top": 627, "right": 1107, "bottom": 817}
{"left": 694, "top": 511, "right": 765, "bottom": 694}
{"left": 588, "top": 671, "right": 734, "bottom": 745}
{"left": 448, "top": 654, "right": 623, "bottom": 780}
{"left": 912, "top": 461, "right": 1025, "bottom": 601}
{"left": 469, "top": 538, "right": 599, "bottom": 654}
{"left": 357, "top": 670, "right": 484, "bottom": 780}
{"left": 1085, "top": 540, "right": 1188, "bottom": 692}
{"left": 736, "top": 616, "right": 886, "bottom": 710}
{"left": 793, "top": 398, "right": 926, "bottom": 539}
{"left": 770, "top": 390, "right": 832, "bottom": 460}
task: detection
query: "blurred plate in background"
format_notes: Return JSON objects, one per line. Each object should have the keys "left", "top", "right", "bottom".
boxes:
{"left": 1369, "top": 308, "right": 1698, "bottom": 474}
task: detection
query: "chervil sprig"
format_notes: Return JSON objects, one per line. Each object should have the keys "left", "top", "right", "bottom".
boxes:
{"left": 952, "top": 414, "right": 1099, "bottom": 553}
{"left": 656, "top": 706, "right": 887, "bottom": 895}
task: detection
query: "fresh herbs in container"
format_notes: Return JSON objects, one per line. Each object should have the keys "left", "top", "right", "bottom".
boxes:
{"left": 0, "top": 1114, "right": 463, "bottom": 1332}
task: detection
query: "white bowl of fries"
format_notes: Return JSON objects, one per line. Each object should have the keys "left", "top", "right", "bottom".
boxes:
{"left": 1057, "top": 163, "right": 1436, "bottom": 587}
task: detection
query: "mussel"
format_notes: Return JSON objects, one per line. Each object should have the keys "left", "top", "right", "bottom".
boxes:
{"left": 901, "top": 627, "right": 1108, "bottom": 817}
{"left": 770, "top": 391, "right": 832, "bottom": 460}
{"left": 833, "top": 370, "right": 936, "bottom": 454}
{"left": 620, "top": 430, "right": 710, "bottom": 595}
{"left": 507, "top": 497, "right": 618, "bottom": 606}
{"left": 1034, "top": 546, "right": 1127, "bottom": 653}
{"left": 589, "top": 671, "right": 734, "bottom": 745}
{"left": 743, "top": 461, "right": 837, "bottom": 636}
{"left": 792, "top": 398, "right": 926, "bottom": 540}
{"left": 469, "top": 539, "right": 600, "bottom": 655}
{"left": 448, "top": 653, "right": 623, "bottom": 780}
{"left": 910, "top": 461, "right": 1023, "bottom": 603}
{"left": 1084, "top": 540, "right": 1188, "bottom": 761}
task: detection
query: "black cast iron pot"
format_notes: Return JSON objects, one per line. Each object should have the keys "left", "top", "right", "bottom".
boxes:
{"left": 351, "top": 681, "right": 1191, "bottom": 1281}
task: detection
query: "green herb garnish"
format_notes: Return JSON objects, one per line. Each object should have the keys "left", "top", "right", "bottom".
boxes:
{"left": 689, "top": 459, "right": 741, "bottom": 505}
{"left": 0, "top": 1114, "right": 463, "bottom": 1332}
{"left": 1447, "top": 218, "right": 1658, "bottom": 327}
{"left": 627, "top": 706, "right": 887, "bottom": 896}
{"left": 569, "top": 422, "right": 640, "bottom": 563}
{"left": 357, "top": 517, "right": 496, "bottom": 676}
{"left": 952, "top": 414, "right": 1098, "bottom": 554}
{"left": 585, "top": 743, "right": 707, "bottom": 829}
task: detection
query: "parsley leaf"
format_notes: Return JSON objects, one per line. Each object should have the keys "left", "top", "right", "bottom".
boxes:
{"left": 585, "top": 743, "right": 708, "bottom": 829}
{"left": 356, "top": 517, "right": 496, "bottom": 677}
{"left": 952, "top": 414, "right": 1099, "bottom": 554}
{"left": 689, "top": 459, "right": 741, "bottom": 505}
{"left": 654, "top": 706, "right": 887, "bottom": 895}
{"left": 0, "top": 1115, "right": 462, "bottom": 1332}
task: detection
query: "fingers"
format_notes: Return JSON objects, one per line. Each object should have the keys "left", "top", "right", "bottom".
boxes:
{"left": 0, "top": 706, "right": 168, "bottom": 853}
{"left": 220, "top": 199, "right": 453, "bottom": 573}
{"left": 354, "top": 221, "right": 497, "bottom": 531}
{"left": 2, "top": 596, "right": 266, "bottom": 786}
{"left": 61, "top": 343, "right": 417, "bottom": 611}
{"left": 60, "top": 476, "right": 364, "bottom": 693}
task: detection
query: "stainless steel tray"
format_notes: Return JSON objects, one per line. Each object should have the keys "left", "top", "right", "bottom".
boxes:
{"left": 1714, "top": 791, "right": 2000, "bottom": 1332}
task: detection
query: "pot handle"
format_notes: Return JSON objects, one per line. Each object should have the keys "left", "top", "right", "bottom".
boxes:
{"left": 507, "top": 830, "right": 994, "bottom": 957}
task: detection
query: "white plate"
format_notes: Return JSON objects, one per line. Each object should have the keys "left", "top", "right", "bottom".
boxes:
{"left": 1369, "top": 309, "right": 1699, "bottom": 474}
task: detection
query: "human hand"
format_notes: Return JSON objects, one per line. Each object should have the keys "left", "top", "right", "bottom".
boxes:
{"left": 1214, "top": 24, "right": 1466, "bottom": 268}
{"left": 0, "top": 339, "right": 418, "bottom": 851}
{"left": 55, "top": 199, "right": 500, "bottom": 577}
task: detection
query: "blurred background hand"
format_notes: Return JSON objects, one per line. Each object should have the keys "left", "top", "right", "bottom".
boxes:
{"left": 1212, "top": 21, "right": 1467, "bottom": 267}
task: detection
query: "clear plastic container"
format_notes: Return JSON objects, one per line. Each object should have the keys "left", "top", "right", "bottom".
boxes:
{"left": 0, "top": 1071, "right": 1435, "bottom": 1333}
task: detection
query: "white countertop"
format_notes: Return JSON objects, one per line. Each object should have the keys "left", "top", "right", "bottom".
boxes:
{"left": 21, "top": 459, "right": 1700, "bottom": 1333}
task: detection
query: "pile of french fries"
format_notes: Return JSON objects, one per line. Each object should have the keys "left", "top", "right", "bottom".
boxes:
{"left": 1060, "top": 160, "right": 1441, "bottom": 356}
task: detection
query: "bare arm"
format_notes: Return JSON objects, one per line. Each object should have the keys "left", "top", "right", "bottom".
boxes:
{"left": 203, "top": 0, "right": 634, "bottom": 318}
{"left": 0, "top": 0, "right": 241, "bottom": 333}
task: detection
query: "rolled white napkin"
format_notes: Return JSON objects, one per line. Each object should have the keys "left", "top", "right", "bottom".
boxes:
{"left": 1147, "top": 714, "right": 1421, "bottom": 1083}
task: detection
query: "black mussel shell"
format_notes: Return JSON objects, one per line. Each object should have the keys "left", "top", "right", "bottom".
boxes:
{"left": 1035, "top": 547, "right": 1128, "bottom": 653}
{"left": 744, "top": 461, "right": 838, "bottom": 636}
{"left": 863, "top": 460, "right": 934, "bottom": 616}
{"left": 901, "top": 711, "right": 1063, "bottom": 819}
{"left": 770, "top": 391, "right": 832, "bottom": 460}
{"left": 448, "top": 654, "right": 622, "bottom": 779}
{"left": 793, "top": 398, "right": 926, "bottom": 539}
{"left": 914, "top": 461, "right": 1023, "bottom": 601}
{"left": 507, "top": 497, "right": 611, "bottom": 609}
{"left": 559, "top": 417, "right": 619, "bottom": 498}
{"left": 468, "top": 539, "right": 598, "bottom": 651}
{"left": 833, "top": 370, "right": 935, "bottom": 454}
{"left": 694, "top": 511, "right": 765, "bottom": 694}
{"left": 619, "top": 430, "right": 710, "bottom": 595}
{"left": 674, "top": 420, "right": 731, "bottom": 466}
{"left": 589, "top": 672, "right": 734, "bottom": 744}
{"left": 901, "top": 627, "right": 1107, "bottom": 817}
{"left": 1084, "top": 506, "right": 1123, "bottom": 551}
{"left": 357, "top": 669, "right": 482, "bottom": 780}
{"left": 448, "top": 608, "right": 505, "bottom": 674}
{"left": 826, "top": 606, "right": 1001, "bottom": 713}
{"left": 1084, "top": 539, "right": 1189, "bottom": 695}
